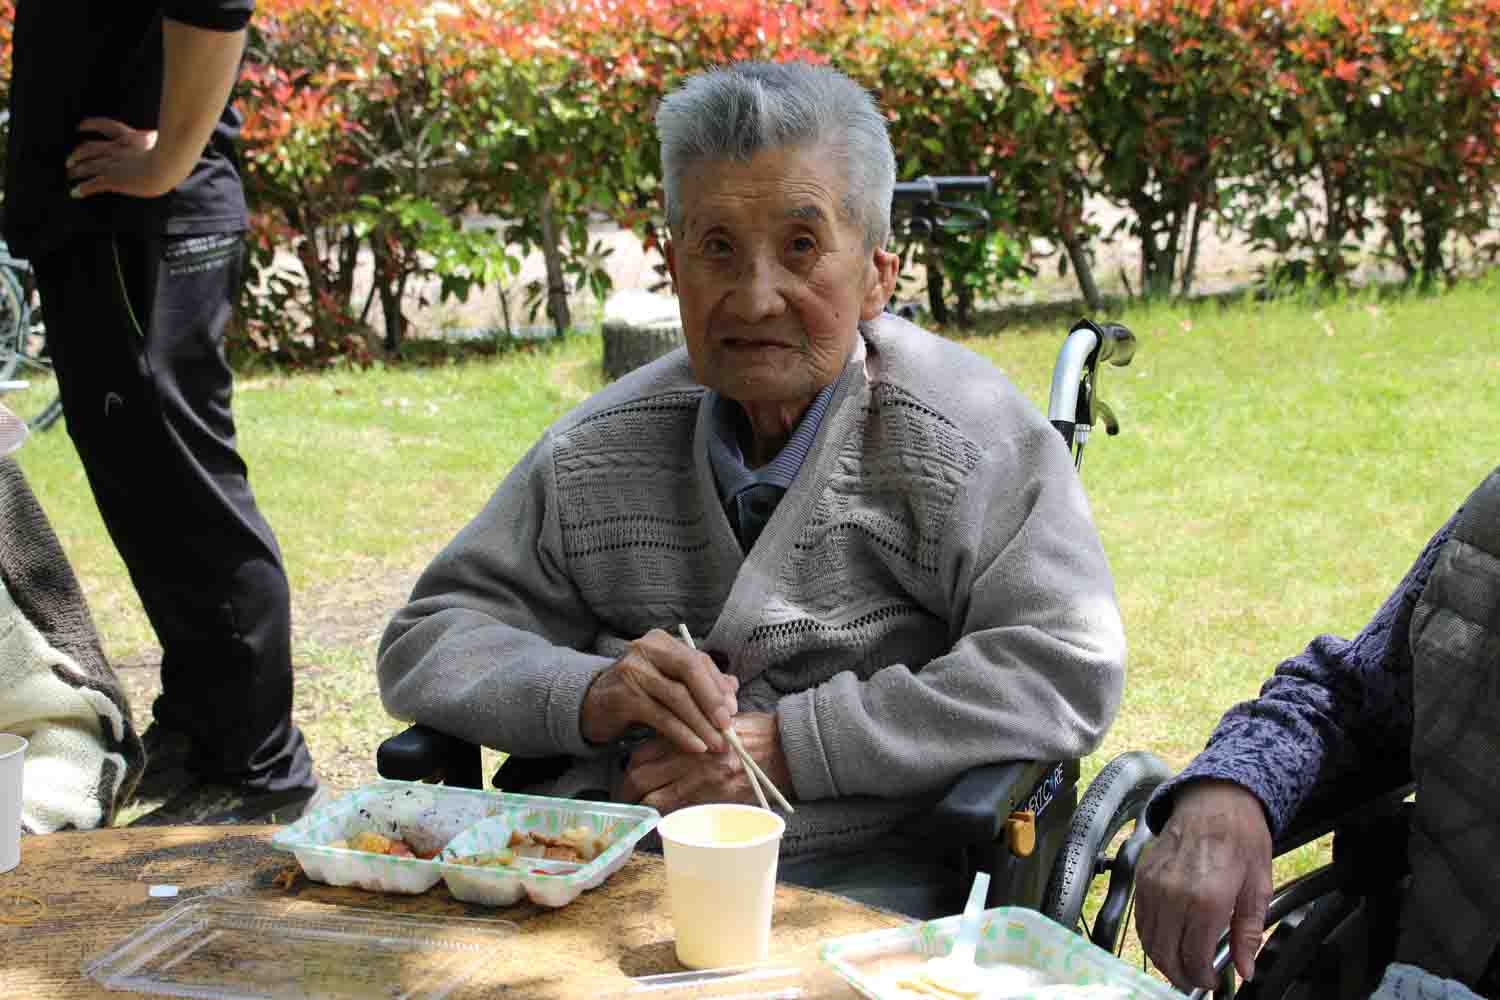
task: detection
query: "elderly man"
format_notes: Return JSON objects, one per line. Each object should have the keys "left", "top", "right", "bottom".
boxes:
{"left": 378, "top": 61, "right": 1124, "bottom": 916}
{"left": 1136, "top": 465, "right": 1500, "bottom": 998}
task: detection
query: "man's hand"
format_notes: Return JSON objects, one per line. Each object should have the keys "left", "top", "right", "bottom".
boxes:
{"left": 581, "top": 629, "right": 738, "bottom": 754}
{"left": 1135, "top": 780, "right": 1274, "bottom": 991}
{"left": 620, "top": 712, "right": 793, "bottom": 814}
{"left": 66, "top": 118, "right": 184, "bottom": 200}
{"left": 68, "top": 21, "right": 248, "bottom": 201}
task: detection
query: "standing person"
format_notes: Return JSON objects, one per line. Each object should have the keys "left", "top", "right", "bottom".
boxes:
{"left": 3, "top": 1, "right": 321, "bottom": 824}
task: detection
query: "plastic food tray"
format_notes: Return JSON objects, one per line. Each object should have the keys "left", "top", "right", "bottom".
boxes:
{"left": 820, "top": 906, "right": 1180, "bottom": 999}
{"left": 271, "top": 779, "right": 660, "bottom": 907}
{"left": 82, "top": 896, "right": 516, "bottom": 1000}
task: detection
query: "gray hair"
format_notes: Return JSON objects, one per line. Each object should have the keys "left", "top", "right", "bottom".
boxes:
{"left": 656, "top": 62, "right": 896, "bottom": 250}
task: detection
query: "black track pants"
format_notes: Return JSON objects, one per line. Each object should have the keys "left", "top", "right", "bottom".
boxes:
{"left": 33, "top": 232, "right": 313, "bottom": 792}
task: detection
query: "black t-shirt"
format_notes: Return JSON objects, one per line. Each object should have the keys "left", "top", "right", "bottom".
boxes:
{"left": 3, "top": 1, "right": 255, "bottom": 259}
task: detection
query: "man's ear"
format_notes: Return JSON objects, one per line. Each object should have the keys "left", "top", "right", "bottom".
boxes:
{"left": 859, "top": 246, "right": 901, "bottom": 321}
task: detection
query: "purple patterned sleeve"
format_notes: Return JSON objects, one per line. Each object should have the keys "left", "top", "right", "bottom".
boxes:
{"left": 1145, "top": 511, "right": 1458, "bottom": 840}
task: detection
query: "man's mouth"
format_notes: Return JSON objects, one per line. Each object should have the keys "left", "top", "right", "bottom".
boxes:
{"left": 722, "top": 337, "right": 794, "bottom": 350}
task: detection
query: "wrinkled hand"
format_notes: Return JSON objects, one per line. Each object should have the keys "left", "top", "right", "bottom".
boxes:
{"left": 620, "top": 712, "right": 793, "bottom": 814}
{"left": 581, "top": 629, "right": 738, "bottom": 754}
{"left": 66, "top": 118, "right": 189, "bottom": 200}
{"left": 1135, "top": 780, "right": 1273, "bottom": 990}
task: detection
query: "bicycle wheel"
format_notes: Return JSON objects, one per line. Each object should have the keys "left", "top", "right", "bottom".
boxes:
{"left": 0, "top": 265, "right": 27, "bottom": 382}
{"left": 27, "top": 394, "right": 63, "bottom": 433}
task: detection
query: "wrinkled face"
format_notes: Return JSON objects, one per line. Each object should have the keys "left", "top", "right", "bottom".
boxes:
{"left": 665, "top": 145, "right": 898, "bottom": 409}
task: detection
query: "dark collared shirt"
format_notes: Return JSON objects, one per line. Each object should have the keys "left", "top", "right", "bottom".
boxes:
{"left": 705, "top": 379, "right": 837, "bottom": 552}
{"left": 4, "top": 1, "right": 255, "bottom": 259}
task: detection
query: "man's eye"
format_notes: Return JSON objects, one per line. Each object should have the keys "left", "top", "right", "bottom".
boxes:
{"left": 702, "top": 237, "right": 732, "bottom": 256}
{"left": 789, "top": 236, "right": 817, "bottom": 254}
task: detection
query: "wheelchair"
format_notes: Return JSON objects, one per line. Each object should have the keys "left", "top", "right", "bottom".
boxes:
{"left": 377, "top": 315, "right": 1177, "bottom": 954}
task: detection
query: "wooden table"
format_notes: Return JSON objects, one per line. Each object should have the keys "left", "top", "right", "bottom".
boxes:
{"left": 1, "top": 825, "right": 908, "bottom": 998}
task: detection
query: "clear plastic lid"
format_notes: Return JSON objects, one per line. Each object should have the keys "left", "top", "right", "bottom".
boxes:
{"left": 82, "top": 896, "right": 518, "bottom": 1000}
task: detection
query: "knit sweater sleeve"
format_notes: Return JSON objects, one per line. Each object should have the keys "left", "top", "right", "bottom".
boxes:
{"left": 376, "top": 432, "right": 615, "bottom": 758}
{"left": 1145, "top": 513, "right": 1453, "bottom": 840}
{"left": 777, "top": 415, "right": 1126, "bottom": 800}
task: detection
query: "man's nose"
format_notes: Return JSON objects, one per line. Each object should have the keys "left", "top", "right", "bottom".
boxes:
{"left": 726, "top": 254, "right": 787, "bottom": 323}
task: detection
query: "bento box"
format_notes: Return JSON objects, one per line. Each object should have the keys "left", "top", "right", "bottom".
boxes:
{"left": 271, "top": 779, "right": 660, "bottom": 908}
{"left": 820, "top": 906, "right": 1179, "bottom": 999}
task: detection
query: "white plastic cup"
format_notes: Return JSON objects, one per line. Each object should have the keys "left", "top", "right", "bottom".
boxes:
{"left": 0, "top": 733, "right": 27, "bottom": 873}
{"left": 658, "top": 803, "right": 786, "bottom": 969}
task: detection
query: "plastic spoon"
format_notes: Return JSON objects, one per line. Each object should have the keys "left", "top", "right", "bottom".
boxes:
{"left": 919, "top": 870, "right": 991, "bottom": 997}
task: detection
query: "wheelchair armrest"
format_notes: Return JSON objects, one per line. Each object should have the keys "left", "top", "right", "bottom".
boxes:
{"left": 931, "top": 760, "right": 1081, "bottom": 909}
{"left": 376, "top": 723, "right": 483, "bottom": 789}
{"left": 376, "top": 724, "right": 578, "bottom": 792}
{"left": 1272, "top": 779, "right": 1414, "bottom": 856}
{"left": 931, "top": 760, "right": 1073, "bottom": 848}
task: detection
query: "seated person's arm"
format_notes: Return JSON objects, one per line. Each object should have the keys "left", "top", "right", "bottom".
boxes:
{"left": 1137, "top": 510, "right": 1456, "bottom": 991}
{"left": 1148, "top": 511, "right": 1453, "bottom": 840}
{"left": 377, "top": 434, "right": 734, "bottom": 759}
{"left": 625, "top": 412, "right": 1127, "bottom": 812}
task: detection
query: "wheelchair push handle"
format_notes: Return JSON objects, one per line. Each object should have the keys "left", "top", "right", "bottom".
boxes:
{"left": 1047, "top": 318, "right": 1138, "bottom": 470}
{"left": 1091, "top": 321, "right": 1136, "bottom": 367}
{"left": 892, "top": 175, "right": 993, "bottom": 204}
{"left": 890, "top": 176, "right": 994, "bottom": 251}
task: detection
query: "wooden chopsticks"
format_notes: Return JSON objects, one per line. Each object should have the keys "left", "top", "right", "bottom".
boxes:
{"left": 677, "top": 624, "right": 795, "bottom": 814}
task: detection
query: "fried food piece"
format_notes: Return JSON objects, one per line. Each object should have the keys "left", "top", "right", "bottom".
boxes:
{"left": 328, "top": 831, "right": 419, "bottom": 857}
{"left": 559, "top": 824, "right": 611, "bottom": 861}
{"left": 348, "top": 831, "right": 400, "bottom": 855}
{"left": 506, "top": 825, "right": 612, "bottom": 863}
{"left": 508, "top": 831, "right": 577, "bottom": 861}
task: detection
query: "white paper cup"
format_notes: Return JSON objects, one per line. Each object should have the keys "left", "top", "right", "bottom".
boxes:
{"left": 658, "top": 803, "right": 786, "bottom": 969}
{"left": 0, "top": 733, "right": 27, "bottom": 873}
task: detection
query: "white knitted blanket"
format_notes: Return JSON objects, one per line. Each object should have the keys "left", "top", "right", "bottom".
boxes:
{"left": 0, "top": 458, "right": 143, "bottom": 833}
{"left": 0, "top": 578, "right": 133, "bottom": 833}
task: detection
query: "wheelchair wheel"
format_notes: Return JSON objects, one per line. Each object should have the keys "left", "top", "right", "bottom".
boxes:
{"left": 1235, "top": 889, "right": 1370, "bottom": 1000}
{"left": 1041, "top": 750, "right": 1172, "bottom": 954}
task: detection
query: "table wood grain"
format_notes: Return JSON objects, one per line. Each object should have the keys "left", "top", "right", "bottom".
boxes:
{"left": 0, "top": 825, "right": 908, "bottom": 998}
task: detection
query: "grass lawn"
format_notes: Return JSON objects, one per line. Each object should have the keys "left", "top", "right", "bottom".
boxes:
{"left": 10, "top": 273, "right": 1499, "bottom": 971}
